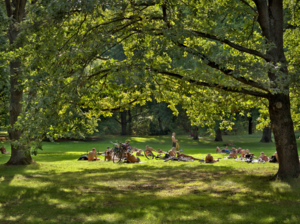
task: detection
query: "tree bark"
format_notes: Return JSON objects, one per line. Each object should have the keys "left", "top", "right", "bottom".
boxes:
{"left": 193, "top": 126, "right": 199, "bottom": 140}
{"left": 214, "top": 128, "right": 223, "bottom": 142}
{"left": 253, "top": 0, "right": 300, "bottom": 179}
{"left": 260, "top": 126, "right": 272, "bottom": 143}
{"left": 158, "top": 117, "right": 163, "bottom": 134}
{"left": 5, "top": 0, "right": 33, "bottom": 165}
{"left": 269, "top": 94, "right": 299, "bottom": 179}
{"left": 120, "top": 111, "right": 127, "bottom": 135}
{"left": 128, "top": 110, "right": 132, "bottom": 135}
{"left": 248, "top": 116, "right": 253, "bottom": 135}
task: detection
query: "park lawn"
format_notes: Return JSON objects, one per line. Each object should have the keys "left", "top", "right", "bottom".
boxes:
{"left": 0, "top": 135, "right": 300, "bottom": 224}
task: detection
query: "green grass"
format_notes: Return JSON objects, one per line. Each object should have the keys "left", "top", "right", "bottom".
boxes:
{"left": 1, "top": 135, "right": 300, "bottom": 224}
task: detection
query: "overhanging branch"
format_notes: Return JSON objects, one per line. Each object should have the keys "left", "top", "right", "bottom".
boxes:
{"left": 152, "top": 69, "right": 269, "bottom": 98}
{"left": 175, "top": 41, "right": 270, "bottom": 93}
{"left": 190, "top": 30, "right": 271, "bottom": 62}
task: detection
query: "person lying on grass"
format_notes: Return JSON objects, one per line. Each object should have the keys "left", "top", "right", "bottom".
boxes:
{"left": 176, "top": 152, "right": 200, "bottom": 161}
{"left": 88, "top": 148, "right": 100, "bottom": 161}
{"left": 205, "top": 153, "right": 219, "bottom": 163}
{"left": 132, "top": 147, "right": 144, "bottom": 156}
{"left": 259, "top": 152, "right": 269, "bottom": 162}
{"left": 224, "top": 150, "right": 237, "bottom": 159}
{"left": 221, "top": 146, "right": 230, "bottom": 154}
{"left": 0, "top": 145, "right": 9, "bottom": 154}
{"left": 216, "top": 146, "right": 222, "bottom": 153}
{"left": 124, "top": 152, "right": 140, "bottom": 163}
{"left": 164, "top": 148, "right": 194, "bottom": 162}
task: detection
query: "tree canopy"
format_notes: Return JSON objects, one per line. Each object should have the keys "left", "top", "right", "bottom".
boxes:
{"left": 3, "top": 0, "right": 300, "bottom": 178}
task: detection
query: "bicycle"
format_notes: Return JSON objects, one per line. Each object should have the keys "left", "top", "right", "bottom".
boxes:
{"left": 111, "top": 141, "right": 130, "bottom": 163}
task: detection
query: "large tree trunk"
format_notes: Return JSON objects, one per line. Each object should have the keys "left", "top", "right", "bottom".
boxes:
{"left": 5, "top": 0, "right": 33, "bottom": 165}
{"left": 120, "top": 111, "right": 127, "bottom": 135}
{"left": 254, "top": 1, "right": 300, "bottom": 179}
{"left": 260, "top": 126, "right": 272, "bottom": 143}
{"left": 214, "top": 128, "right": 222, "bottom": 142}
{"left": 269, "top": 94, "right": 299, "bottom": 179}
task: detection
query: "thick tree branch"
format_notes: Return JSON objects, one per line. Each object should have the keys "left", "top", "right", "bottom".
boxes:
{"left": 191, "top": 30, "right": 271, "bottom": 62}
{"left": 153, "top": 69, "right": 269, "bottom": 98}
{"left": 253, "top": 0, "right": 271, "bottom": 40}
{"left": 5, "top": 0, "right": 12, "bottom": 18}
{"left": 175, "top": 42, "right": 270, "bottom": 93}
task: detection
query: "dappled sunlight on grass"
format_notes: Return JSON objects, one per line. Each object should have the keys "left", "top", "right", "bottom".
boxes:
{"left": 270, "top": 181, "right": 292, "bottom": 193}
{"left": 1, "top": 135, "right": 300, "bottom": 223}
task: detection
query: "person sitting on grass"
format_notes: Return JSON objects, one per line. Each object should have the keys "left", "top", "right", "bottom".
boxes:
{"left": 88, "top": 148, "right": 100, "bottom": 161}
{"left": 146, "top": 145, "right": 157, "bottom": 152}
{"left": 269, "top": 152, "right": 279, "bottom": 163}
{"left": 241, "top": 149, "right": 246, "bottom": 158}
{"left": 105, "top": 147, "right": 112, "bottom": 161}
{"left": 237, "top": 147, "right": 242, "bottom": 154}
{"left": 205, "top": 153, "right": 219, "bottom": 163}
{"left": 168, "top": 147, "right": 176, "bottom": 157}
{"left": 163, "top": 147, "right": 178, "bottom": 162}
{"left": 125, "top": 152, "right": 140, "bottom": 163}
{"left": 216, "top": 146, "right": 222, "bottom": 153}
{"left": 0, "top": 145, "right": 9, "bottom": 154}
{"left": 259, "top": 152, "right": 269, "bottom": 162}
{"left": 145, "top": 145, "right": 157, "bottom": 157}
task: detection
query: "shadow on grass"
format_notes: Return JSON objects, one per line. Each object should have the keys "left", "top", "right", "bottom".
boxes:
{"left": 1, "top": 163, "right": 300, "bottom": 224}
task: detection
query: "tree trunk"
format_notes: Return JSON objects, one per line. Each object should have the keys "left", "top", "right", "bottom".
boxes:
{"left": 214, "top": 128, "right": 223, "bottom": 142}
{"left": 253, "top": 0, "right": 300, "bottom": 179}
{"left": 5, "top": 0, "right": 33, "bottom": 165}
{"left": 260, "top": 126, "right": 272, "bottom": 143}
{"left": 128, "top": 110, "right": 132, "bottom": 135}
{"left": 269, "top": 94, "right": 299, "bottom": 179}
{"left": 120, "top": 111, "right": 127, "bottom": 135}
{"left": 158, "top": 117, "right": 163, "bottom": 134}
{"left": 193, "top": 126, "right": 199, "bottom": 140}
{"left": 248, "top": 116, "right": 253, "bottom": 135}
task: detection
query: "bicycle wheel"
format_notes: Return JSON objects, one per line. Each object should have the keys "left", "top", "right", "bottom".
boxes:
{"left": 113, "top": 151, "right": 123, "bottom": 163}
{"left": 144, "top": 150, "right": 154, "bottom": 159}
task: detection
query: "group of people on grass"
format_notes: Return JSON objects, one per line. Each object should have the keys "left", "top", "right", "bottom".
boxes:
{"left": 216, "top": 145, "right": 279, "bottom": 163}
{"left": 85, "top": 132, "right": 219, "bottom": 163}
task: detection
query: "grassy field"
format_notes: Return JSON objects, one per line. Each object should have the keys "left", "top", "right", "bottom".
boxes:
{"left": 0, "top": 134, "right": 300, "bottom": 224}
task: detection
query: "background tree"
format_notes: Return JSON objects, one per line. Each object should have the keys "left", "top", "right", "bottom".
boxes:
{"left": 3, "top": 0, "right": 35, "bottom": 164}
